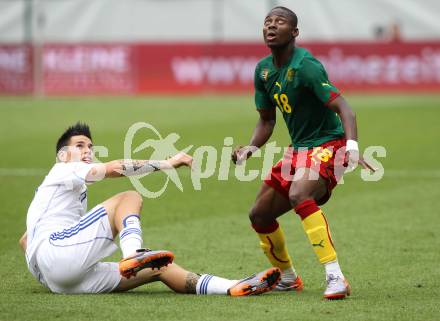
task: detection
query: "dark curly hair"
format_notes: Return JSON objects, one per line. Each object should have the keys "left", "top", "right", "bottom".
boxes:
{"left": 56, "top": 122, "right": 92, "bottom": 154}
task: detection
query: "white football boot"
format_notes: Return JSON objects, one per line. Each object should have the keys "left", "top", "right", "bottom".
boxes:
{"left": 324, "top": 274, "right": 351, "bottom": 299}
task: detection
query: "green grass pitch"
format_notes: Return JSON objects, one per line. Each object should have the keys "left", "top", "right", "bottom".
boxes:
{"left": 0, "top": 94, "right": 439, "bottom": 321}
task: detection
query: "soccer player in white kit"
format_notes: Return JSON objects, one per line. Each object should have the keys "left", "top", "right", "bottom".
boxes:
{"left": 19, "top": 123, "right": 281, "bottom": 295}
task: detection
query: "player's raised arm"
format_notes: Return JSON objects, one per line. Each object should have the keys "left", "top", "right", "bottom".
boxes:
{"left": 327, "top": 96, "right": 374, "bottom": 171}
{"left": 250, "top": 108, "right": 277, "bottom": 149}
{"left": 232, "top": 57, "right": 278, "bottom": 165}
{"left": 87, "top": 152, "right": 193, "bottom": 181}
{"left": 232, "top": 108, "right": 276, "bottom": 165}
{"left": 327, "top": 96, "right": 357, "bottom": 142}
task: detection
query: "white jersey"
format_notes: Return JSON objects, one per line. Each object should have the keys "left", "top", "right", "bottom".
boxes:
{"left": 25, "top": 161, "right": 95, "bottom": 273}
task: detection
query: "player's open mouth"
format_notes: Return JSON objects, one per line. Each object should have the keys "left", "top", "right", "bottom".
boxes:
{"left": 266, "top": 32, "right": 277, "bottom": 41}
{"left": 82, "top": 157, "right": 92, "bottom": 163}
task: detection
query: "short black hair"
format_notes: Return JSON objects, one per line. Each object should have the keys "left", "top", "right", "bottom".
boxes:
{"left": 271, "top": 6, "right": 298, "bottom": 28}
{"left": 56, "top": 122, "right": 92, "bottom": 154}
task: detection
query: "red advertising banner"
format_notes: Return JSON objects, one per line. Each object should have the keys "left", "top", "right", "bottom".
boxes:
{"left": 310, "top": 41, "right": 440, "bottom": 92}
{"left": 43, "top": 44, "right": 136, "bottom": 95}
{"left": 0, "top": 45, "right": 33, "bottom": 94}
{"left": 134, "top": 43, "right": 267, "bottom": 94}
{"left": 1, "top": 41, "right": 439, "bottom": 95}
{"left": 135, "top": 42, "right": 440, "bottom": 93}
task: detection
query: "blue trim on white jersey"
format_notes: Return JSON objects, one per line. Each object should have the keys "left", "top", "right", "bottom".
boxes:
{"left": 49, "top": 207, "right": 107, "bottom": 241}
{"left": 49, "top": 236, "right": 114, "bottom": 247}
{"left": 50, "top": 207, "right": 105, "bottom": 237}
{"left": 50, "top": 209, "right": 106, "bottom": 240}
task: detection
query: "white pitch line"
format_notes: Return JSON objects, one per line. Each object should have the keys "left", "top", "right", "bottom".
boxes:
{"left": 382, "top": 169, "right": 440, "bottom": 178}
{"left": 0, "top": 168, "right": 47, "bottom": 177}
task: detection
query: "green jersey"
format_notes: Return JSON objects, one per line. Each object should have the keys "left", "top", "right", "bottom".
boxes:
{"left": 254, "top": 46, "right": 345, "bottom": 149}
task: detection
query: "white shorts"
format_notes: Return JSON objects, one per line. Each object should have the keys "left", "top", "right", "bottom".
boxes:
{"left": 34, "top": 205, "right": 121, "bottom": 294}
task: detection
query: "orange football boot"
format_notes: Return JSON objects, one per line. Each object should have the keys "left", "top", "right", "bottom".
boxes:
{"left": 227, "top": 267, "right": 281, "bottom": 296}
{"left": 274, "top": 275, "right": 304, "bottom": 292}
{"left": 119, "top": 249, "right": 174, "bottom": 278}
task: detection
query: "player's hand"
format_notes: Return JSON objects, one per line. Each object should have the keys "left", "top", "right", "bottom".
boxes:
{"left": 231, "top": 145, "right": 258, "bottom": 165}
{"left": 345, "top": 150, "right": 376, "bottom": 172}
{"left": 345, "top": 150, "right": 358, "bottom": 172}
{"left": 168, "top": 152, "right": 193, "bottom": 169}
{"left": 231, "top": 145, "right": 244, "bottom": 164}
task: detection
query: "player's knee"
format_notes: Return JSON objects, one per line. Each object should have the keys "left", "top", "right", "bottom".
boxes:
{"left": 288, "top": 191, "right": 309, "bottom": 208}
{"left": 249, "top": 205, "right": 266, "bottom": 226}
{"left": 122, "top": 190, "right": 143, "bottom": 209}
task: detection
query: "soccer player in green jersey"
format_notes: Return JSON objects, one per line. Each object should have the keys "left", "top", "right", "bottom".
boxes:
{"left": 232, "top": 6, "right": 374, "bottom": 299}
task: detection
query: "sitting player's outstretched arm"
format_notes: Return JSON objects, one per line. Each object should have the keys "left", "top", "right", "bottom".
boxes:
{"left": 86, "top": 152, "right": 193, "bottom": 181}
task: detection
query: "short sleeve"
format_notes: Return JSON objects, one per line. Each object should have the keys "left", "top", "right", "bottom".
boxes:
{"left": 254, "top": 64, "right": 274, "bottom": 110}
{"left": 299, "top": 58, "right": 340, "bottom": 105}
{"left": 71, "top": 162, "right": 95, "bottom": 183}
{"left": 49, "top": 162, "right": 95, "bottom": 189}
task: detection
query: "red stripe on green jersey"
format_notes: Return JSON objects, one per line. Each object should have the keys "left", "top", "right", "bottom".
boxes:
{"left": 254, "top": 46, "right": 344, "bottom": 149}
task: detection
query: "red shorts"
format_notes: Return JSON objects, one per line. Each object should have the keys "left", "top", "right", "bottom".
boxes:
{"left": 264, "top": 138, "right": 346, "bottom": 205}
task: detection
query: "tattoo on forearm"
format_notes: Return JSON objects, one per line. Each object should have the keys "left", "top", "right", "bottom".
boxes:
{"left": 184, "top": 272, "right": 200, "bottom": 294}
{"left": 117, "top": 160, "right": 161, "bottom": 176}
{"left": 132, "top": 160, "right": 143, "bottom": 171}
{"left": 149, "top": 162, "right": 160, "bottom": 171}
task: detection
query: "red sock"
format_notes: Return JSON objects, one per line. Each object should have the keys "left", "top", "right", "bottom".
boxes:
{"left": 251, "top": 221, "right": 279, "bottom": 234}
{"left": 294, "top": 199, "right": 320, "bottom": 220}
